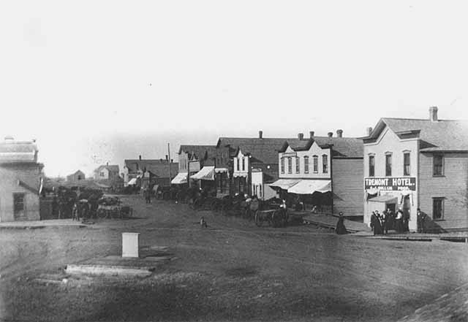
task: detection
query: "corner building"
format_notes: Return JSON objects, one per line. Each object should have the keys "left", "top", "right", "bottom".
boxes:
{"left": 363, "top": 107, "right": 468, "bottom": 232}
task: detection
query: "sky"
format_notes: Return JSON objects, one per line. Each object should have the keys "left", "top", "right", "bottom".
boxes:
{"left": 1, "top": 0, "right": 468, "bottom": 177}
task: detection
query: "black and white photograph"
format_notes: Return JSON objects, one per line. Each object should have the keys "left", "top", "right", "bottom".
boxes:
{"left": 1, "top": 1, "right": 468, "bottom": 321}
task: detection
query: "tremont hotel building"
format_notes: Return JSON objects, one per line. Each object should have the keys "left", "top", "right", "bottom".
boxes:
{"left": 363, "top": 107, "right": 468, "bottom": 232}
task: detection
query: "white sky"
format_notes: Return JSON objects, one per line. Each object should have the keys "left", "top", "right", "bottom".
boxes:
{"left": 1, "top": 0, "right": 468, "bottom": 177}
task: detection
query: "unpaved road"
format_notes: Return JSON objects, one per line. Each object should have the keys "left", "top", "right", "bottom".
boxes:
{"left": 1, "top": 195, "right": 468, "bottom": 321}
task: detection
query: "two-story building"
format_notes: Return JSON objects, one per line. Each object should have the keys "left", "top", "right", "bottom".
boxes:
{"left": 174, "top": 145, "right": 230, "bottom": 195}
{"left": 216, "top": 131, "right": 287, "bottom": 200}
{"left": 0, "top": 137, "right": 43, "bottom": 222}
{"left": 363, "top": 107, "right": 468, "bottom": 232}
{"left": 273, "top": 130, "right": 364, "bottom": 216}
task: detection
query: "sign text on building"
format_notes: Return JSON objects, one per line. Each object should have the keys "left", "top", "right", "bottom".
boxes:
{"left": 364, "top": 177, "right": 416, "bottom": 191}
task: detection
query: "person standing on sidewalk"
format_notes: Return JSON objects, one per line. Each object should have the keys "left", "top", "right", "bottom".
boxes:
{"left": 417, "top": 208, "right": 427, "bottom": 233}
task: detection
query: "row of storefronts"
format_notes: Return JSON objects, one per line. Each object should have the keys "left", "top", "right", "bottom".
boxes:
{"left": 173, "top": 107, "right": 468, "bottom": 232}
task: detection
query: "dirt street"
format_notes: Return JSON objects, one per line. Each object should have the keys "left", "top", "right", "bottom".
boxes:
{"left": 1, "top": 195, "right": 468, "bottom": 321}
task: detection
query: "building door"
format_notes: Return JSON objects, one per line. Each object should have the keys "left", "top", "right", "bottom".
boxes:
{"left": 386, "top": 203, "right": 396, "bottom": 214}
{"left": 13, "top": 193, "right": 26, "bottom": 221}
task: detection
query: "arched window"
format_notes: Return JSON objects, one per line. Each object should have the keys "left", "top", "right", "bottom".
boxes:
{"left": 304, "top": 156, "right": 309, "bottom": 174}
{"left": 313, "top": 155, "right": 318, "bottom": 173}
{"left": 288, "top": 157, "right": 292, "bottom": 174}
{"left": 322, "top": 155, "right": 328, "bottom": 173}
{"left": 281, "top": 157, "right": 285, "bottom": 174}
{"left": 295, "top": 156, "right": 300, "bottom": 173}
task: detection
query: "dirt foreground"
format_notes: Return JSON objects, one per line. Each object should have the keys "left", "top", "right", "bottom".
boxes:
{"left": 1, "top": 195, "right": 468, "bottom": 322}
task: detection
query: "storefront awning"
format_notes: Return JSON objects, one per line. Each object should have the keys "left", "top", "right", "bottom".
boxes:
{"left": 368, "top": 194, "right": 398, "bottom": 203}
{"left": 171, "top": 172, "right": 188, "bottom": 184}
{"left": 233, "top": 172, "right": 248, "bottom": 178}
{"left": 127, "top": 178, "right": 138, "bottom": 185}
{"left": 269, "top": 179, "right": 301, "bottom": 190}
{"left": 287, "top": 180, "right": 331, "bottom": 195}
{"left": 191, "top": 166, "right": 215, "bottom": 181}
{"left": 215, "top": 168, "right": 228, "bottom": 173}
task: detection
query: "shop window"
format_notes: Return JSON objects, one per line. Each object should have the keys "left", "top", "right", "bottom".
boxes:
{"left": 313, "top": 155, "right": 318, "bottom": 173}
{"left": 295, "top": 157, "right": 300, "bottom": 174}
{"left": 385, "top": 153, "right": 392, "bottom": 176}
{"left": 288, "top": 157, "right": 292, "bottom": 174}
{"left": 304, "top": 156, "right": 309, "bottom": 174}
{"left": 280, "top": 157, "right": 285, "bottom": 174}
{"left": 13, "top": 193, "right": 25, "bottom": 214}
{"left": 403, "top": 152, "right": 411, "bottom": 176}
{"left": 369, "top": 155, "right": 375, "bottom": 177}
{"left": 322, "top": 155, "right": 328, "bottom": 173}
{"left": 433, "top": 155, "right": 444, "bottom": 176}
{"left": 432, "top": 198, "right": 444, "bottom": 220}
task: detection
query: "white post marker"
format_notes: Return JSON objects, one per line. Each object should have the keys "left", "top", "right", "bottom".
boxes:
{"left": 122, "top": 232, "right": 140, "bottom": 258}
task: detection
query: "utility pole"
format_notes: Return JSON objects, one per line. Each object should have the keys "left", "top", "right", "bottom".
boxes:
{"left": 167, "top": 143, "right": 172, "bottom": 184}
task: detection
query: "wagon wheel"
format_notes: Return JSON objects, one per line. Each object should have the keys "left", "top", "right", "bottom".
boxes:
{"left": 271, "top": 210, "right": 281, "bottom": 228}
{"left": 111, "top": 207, "right": 121, "bottom": 219}
{"left": 97, "top": 208, "right": 107, "bottom": 219}
{"left": 254, "top": 212, "right": 263, "bottom": 227}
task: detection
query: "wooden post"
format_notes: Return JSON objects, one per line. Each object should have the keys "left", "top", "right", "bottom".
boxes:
{"left": 167, "top": 143, "right": 172, "bottom": 184}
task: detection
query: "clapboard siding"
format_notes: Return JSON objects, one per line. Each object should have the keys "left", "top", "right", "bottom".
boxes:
{"left": 419, "top": 153, "right": 468, "bottom": 230}
{"left": 332, "top": 158, "right": 364, "bottom": 216}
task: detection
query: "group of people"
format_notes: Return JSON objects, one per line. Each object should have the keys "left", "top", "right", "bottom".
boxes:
{"left": 370, "top": 208, "right": 407, "bottom": 235}
{"left": 370, "top": 207, "right": 428, "bottom": 235}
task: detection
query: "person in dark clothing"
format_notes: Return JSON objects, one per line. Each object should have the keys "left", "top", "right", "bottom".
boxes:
{"left": 335, "top": 212, "right": 348, "bottom": 235}
{"left": 370, "top": 211, "right": 383, "bottom": 235}
{"left": 381, "top": 210, "right": 389, "bottom": 235}
{"left": 417, "top": 208, "right": 427, "bottom": 233}
{"left": 395, "top": 209, "right": 404, "bottom": 233}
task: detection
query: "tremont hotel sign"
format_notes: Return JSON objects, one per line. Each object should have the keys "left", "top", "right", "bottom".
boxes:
{"left": 364, "top": 177, "right": 416, "bottom": 191}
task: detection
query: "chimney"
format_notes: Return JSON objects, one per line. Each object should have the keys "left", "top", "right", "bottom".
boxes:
{"left": 429, "top": 106, "right": 438, "bottom": 122}
{"left": 298, "top": 133, "right": 304, "bottom": 140}
{"left": 366, "top": 127, "right": 373, "bottom": 136}
{"left": 4, "top": 136, "right": 14, "bottom": 142}
{"left": 259, "top": 130, "right": 263, "bottom": 139}
{"left": 336, "top": 129, "right": 343, "bottom": 138}
{"left": 328, "top": 132, "right": 333, "bottom": 138}
{"left": 139, "top": 155, "right": 142, "bottom": 161}
{"left": 106, "top": 162, "right": 109, "bottom": 166}
{"left": 309, "top": 131, "right": 315, "bottom": 138}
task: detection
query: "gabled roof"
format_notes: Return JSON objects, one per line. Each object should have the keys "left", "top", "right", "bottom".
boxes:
{"left": 365, "top": 118, "right": 468, "bottom": 152}
{"left": 178, "top": 145, "right": 217, "bottom": 161}
{"left": 96, "top": 164, "right": 120, "bottom": 174}
{"left": 124, "top": 159, "right": 178, "bottom": 178}
{"left": 280, "top": 137, "right": 363, "bottom": 158}
{"left": 217, "top": 137, "right": 291, "bottom": 164}
{"left": 0, "top": 140, "right": 38, "bottom": 163}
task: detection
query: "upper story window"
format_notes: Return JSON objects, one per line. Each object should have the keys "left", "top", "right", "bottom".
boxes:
{"left": 322, "top": 155, "right": 328, "bottom": 173}
{"left": 288, "top": 157, "right": 292, "bottom": 174}
{"left": 295, "top": 157, "right": 300, "bottom": 174}
{"left": 433, "top": 155, "right": 444, "bottom": 176}
{"left": 313, "top": 155, "right": 318, "bottom": 173}
{"left": 236, "top": 157, "right": 240, "bottom": 171}
{"left": 369, "top": 155, "right": 375, "bottom": 177}
{"left": 281, "top": 157, "right": 285, "bottom": 174}
{"left": 403, "top": 152, "right": 411, "bottom": 176}
{"left": 242, "top": 158, "right": 245, "bottom": 171}
{"left": 385, "top": 153, "right": 392, "bottom": 176}
{"left": 304, "top": 156, "right": 309, "bottom": 174}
